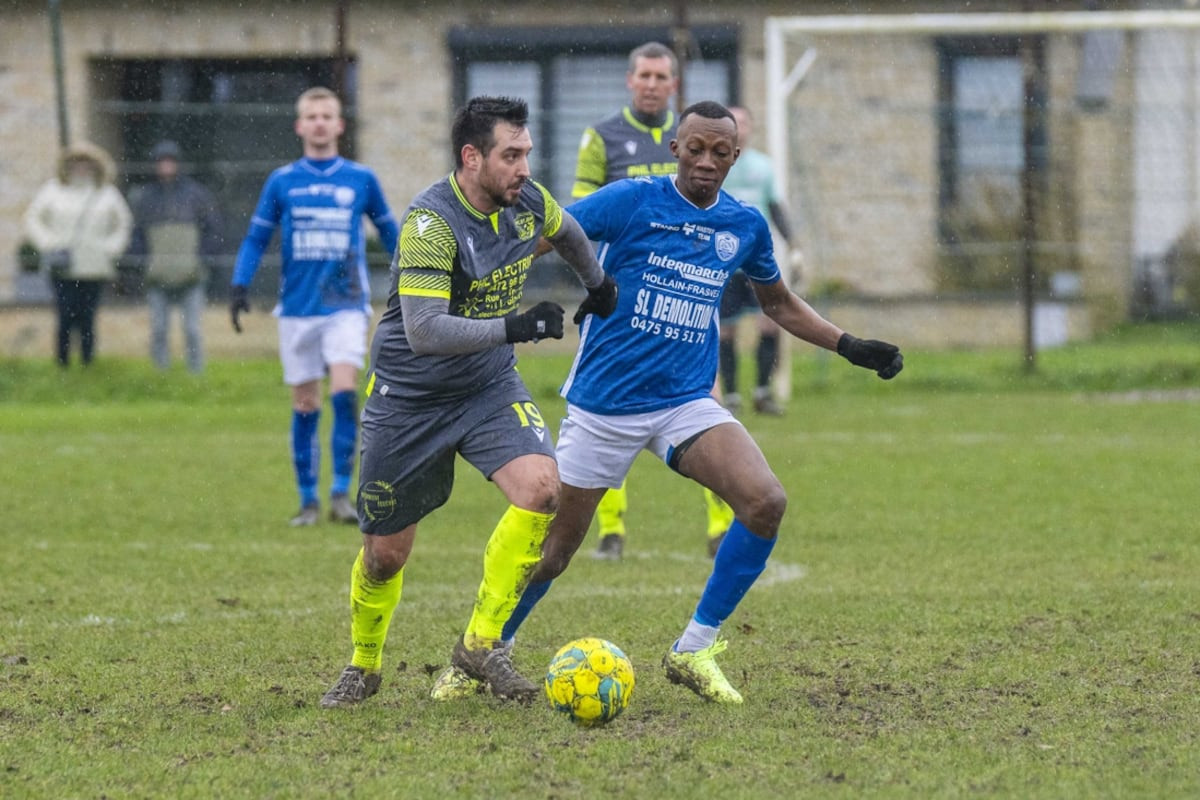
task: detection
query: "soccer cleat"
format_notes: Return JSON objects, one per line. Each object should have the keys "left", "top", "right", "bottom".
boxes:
{"left": 753, "top": 388, "right": 783, "bottom": 416}
{"left": 451, "top": 636, "right": 537, "bottom": 702}
{"left": 592, "top": 533, "right": 624, "bottom": 560}
{"left": 429, "top": 665, "right": 485, "bottom": 700}
{"left": 662, "top": 638, "right": 744, "bottom": 704}
{"left": 289, "top": 502, "right": 320, "bottom": 527}
{"left": 706, "top": 535, "right": 723, "bottom": 558}
{"left": 328, "top": 494, "right": 358, "bottom": 525}
{"left": 430, "top": 638, "right": 513, "bottom": 700}
{"left": 320, "top": 665, "right": 381, "bottom": 708}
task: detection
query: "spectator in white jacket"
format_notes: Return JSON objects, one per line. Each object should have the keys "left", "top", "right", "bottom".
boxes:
{"left": 24, "top": 142, "right": 132, "bottom": 367}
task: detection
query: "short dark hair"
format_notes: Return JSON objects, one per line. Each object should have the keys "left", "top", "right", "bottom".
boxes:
{"left": 451, "top": 96, "right": 530, "bottom": 168}
{"left": 629, "top": 41, "right": 678, "bottom": 76}
{"left": 678, "top": 100, "right": 735, "bottom": 127}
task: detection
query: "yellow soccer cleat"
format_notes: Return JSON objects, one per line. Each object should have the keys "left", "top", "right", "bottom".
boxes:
{"left": 662, "top": 638, "right": 743, "bottom": 704}
{"left": 429, "top": 664, "right": 485, "bottom": 701}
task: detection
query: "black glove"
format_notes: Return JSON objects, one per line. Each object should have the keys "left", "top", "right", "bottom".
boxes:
{"left": 230, "top": 285, "right": 250, "bottom": 333}
{"left": 505, "top": 301, "right": 565, "bottom": 343}
{"left": 572, "top": 274, "right": 619, "bottom": 324}
{"left": 837, "top": 333, "right": 903, "bottom": 379}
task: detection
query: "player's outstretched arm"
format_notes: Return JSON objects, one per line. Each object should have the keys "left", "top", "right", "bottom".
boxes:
{"left": 836, "top": 334, "right": 903, "bottom": 379}
{"left": 754, "top": 279, "right": 903, "bottom": 379}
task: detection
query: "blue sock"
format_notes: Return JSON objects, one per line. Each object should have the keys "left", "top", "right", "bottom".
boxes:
{"left": 501, "top": 579, "right": 553, "bottom": 642}
{"left": 330, "top": 390, "right": 358, "bottom": 497}
{"left": 291, "top": 409, "right": 320, "bottom": 507}
{"left": 694, "top": 520, "right": 775, "bottom": 627}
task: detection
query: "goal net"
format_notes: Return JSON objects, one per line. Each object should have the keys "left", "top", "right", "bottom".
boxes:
{"left": 764, "top": 10, "right": 1200, "bottom": 330}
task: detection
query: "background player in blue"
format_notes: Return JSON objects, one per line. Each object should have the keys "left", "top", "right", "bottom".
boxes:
{"left": 229, "top": 87, "right": 399, "bottom": 527}
{"left": 497, "top": 101, "right": 903, "bottom": 703}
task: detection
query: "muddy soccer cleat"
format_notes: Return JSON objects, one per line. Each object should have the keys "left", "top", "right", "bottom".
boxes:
{"left": 429, "top": 664, "right": 485, "bottom": 700}
{"left": 662, "top": 638, "right": 743, "bottom": 704}
{"left": 451, "top": 636, "right": 537, "bottom": 702}
{"left": 320, "top": 665, "right": 381, "bottom": 708}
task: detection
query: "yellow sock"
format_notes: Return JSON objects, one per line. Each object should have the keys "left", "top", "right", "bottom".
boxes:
{"left": 464, "top": 505, "right": 553, "bottom": 646}
{"left": 596, "top": 482, "right": 628, "bottom": 537}
{"left": 704, "top": 488, "right": 735, "bottom": 538}
{"left": 348, "top": 548, "right": 403, "bottom": 672}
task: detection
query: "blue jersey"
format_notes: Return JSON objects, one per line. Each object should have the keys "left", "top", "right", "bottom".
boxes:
{"left": 232, "top": 157, "right": 399, "bottom": 317}
{"left": 562, "top": 176, "right": 780, "bottom": 414}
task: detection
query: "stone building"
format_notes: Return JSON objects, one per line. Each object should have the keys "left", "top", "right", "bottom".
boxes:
{"left": 2, "top": 0, "right": 1196, "bottom": 349}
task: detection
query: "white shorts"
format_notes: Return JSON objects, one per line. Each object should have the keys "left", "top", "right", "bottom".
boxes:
{"left": 277, "top": 310, "right": 369, "bottom": 386}
{"left": 556, "top": 397, "right": 741, "bottom": 489}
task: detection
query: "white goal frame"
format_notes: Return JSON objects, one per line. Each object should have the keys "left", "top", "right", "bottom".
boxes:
{"left": 763, "top": 10, "right": 1200, "bottom": 396}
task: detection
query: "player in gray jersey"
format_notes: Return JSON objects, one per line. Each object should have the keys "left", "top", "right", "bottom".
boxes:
{"left": 320, "top": 96, "right": 617, "bottom": 708}
{"left": 571, "top": 42, "right": 678, "bottom": 198}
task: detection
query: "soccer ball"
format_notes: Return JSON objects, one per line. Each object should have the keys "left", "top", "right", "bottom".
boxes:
{"left": 544, "top": 637, "right": 635, "bottom": 726}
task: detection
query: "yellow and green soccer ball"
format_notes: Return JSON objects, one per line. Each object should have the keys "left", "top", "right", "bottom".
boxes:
{"left": 544, "top": 637, "right": 635, "bottom": 726}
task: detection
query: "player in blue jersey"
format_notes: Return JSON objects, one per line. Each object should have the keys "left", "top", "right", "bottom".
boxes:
{"left": 229, "top": 87, "right": 400, "bottom": 527}
{"left": 497, "top": 101, "right": 904, "bottom": 703}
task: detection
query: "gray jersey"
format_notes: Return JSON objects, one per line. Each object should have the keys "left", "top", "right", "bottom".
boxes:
{"left": 572, "top": 107, "right": 677, "bottom": 198}
{"left": 366, "top": 173, "right": 564, "bottom": 402}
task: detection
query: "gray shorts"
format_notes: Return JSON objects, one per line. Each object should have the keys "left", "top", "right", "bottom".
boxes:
{"left": 355, "top": 368, "right": 555, "bottom": 534}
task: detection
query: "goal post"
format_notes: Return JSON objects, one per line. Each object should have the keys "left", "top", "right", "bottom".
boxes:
{"left": 764, "top": 10, "right": 1200, "bottom": 396}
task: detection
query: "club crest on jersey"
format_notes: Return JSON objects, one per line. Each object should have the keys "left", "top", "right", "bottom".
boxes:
{"left": 514, "top": 211, "right": 535, "bottom": 241}
{"left": 335, "top": 186, "right": 356, "bottom": 206}
{"left": 624, "top": 141, "right": 638, "bottom": 156}
{"left": 715, "top": 232, "right": 739, "bottom": 262}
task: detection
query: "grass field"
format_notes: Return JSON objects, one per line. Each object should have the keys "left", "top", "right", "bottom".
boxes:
{"left": 2, "top": 322, "right": 1199, "bottom": 799}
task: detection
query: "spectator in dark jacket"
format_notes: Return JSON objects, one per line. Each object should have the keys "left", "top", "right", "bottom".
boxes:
{"left": 128, "top": 140, "right": 222, "bottom": 372}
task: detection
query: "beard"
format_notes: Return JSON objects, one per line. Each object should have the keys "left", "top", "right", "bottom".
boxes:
{"left": 479, "top": 166, "right": 524, "bottom": 208}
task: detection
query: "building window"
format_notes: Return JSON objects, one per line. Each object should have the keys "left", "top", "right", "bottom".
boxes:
{"left": 936, "top": 37, "right": 1046, "bottom": 292}
{"left": 448, "top": 25, "right": 740, "bottom": 205}
{"left": 91, "top": 57, "right": 355, "bottom": 288}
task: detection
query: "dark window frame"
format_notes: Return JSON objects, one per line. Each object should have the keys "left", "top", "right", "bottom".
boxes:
{"left": 447, "top": 24, "right": 741, "bottom": 194}
{"left": 936, "top": 35, "right": 1048, "bottom": 232}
